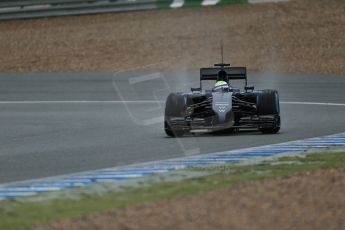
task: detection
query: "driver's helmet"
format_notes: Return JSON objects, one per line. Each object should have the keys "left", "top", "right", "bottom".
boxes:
{"left": 214, "top": 81, "right": 229, "bottom": 91}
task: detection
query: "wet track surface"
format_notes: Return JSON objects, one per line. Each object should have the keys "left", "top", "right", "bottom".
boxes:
{"left": 0, "top": 71, "right": 344, "bottom": 183}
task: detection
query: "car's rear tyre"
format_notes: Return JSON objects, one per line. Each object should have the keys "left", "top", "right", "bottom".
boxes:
{"left": 164, "top": 93, "right": 192, "bottom": 137}
{"left": 257, "top": 90, "right": 280, "bottom": 115}
{"left": 257, "top": 90, "right": 281, "bottom": 134}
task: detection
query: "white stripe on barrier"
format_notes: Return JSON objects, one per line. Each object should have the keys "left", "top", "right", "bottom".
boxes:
{"left": 202, "top": 0, "right": 220, "bottom": 6}
{"left": 170, "top": 0, "right": 184, "bottom": 8}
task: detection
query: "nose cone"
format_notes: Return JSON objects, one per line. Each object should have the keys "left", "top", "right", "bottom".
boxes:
{"left": 212, "top": 92, "right": 233, "bottom": 123}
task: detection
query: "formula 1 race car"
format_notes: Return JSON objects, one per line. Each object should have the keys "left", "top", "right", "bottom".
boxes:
{"left": 164, "top": 62, "right": 281, "bottom": 137}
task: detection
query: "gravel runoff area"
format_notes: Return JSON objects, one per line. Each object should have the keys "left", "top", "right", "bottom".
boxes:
{"left": 36, "top": 166, "right": 345, "bottom": 230}
{"left": 0, "top": 0, "right": 344, "bottom": 74}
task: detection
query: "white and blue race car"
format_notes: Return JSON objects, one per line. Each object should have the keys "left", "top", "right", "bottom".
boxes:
{"left": 164, "top": 63, "right": 281, "bottom": 137}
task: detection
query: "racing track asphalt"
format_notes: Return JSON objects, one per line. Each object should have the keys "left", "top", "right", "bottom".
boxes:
{"left": 0, "top": 71, "right": 344, "bottom": 184}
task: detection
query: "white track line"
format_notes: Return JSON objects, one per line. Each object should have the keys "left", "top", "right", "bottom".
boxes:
{"left": 0, "top": 101, "right": 344, "bottom": 106}
{"left": 281, "top": 102, "right": 345, "bottom": 107}
{"left": 0, "top": 100, "right": 160, "bottom": 104}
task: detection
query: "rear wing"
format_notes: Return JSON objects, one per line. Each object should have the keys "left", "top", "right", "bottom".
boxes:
{"left": 200, "top": 67, "right": 247, "bottom": 85}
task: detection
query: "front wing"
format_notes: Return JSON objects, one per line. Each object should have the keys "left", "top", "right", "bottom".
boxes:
{"left": 167, "top": 114, "right": 278, "bottom": 132}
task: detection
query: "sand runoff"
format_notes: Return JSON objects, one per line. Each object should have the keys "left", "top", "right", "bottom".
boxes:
{"left": 35, "top": 165, "right": 345, "bottom": 230}
{"left": 0, "top": 0, "right": 344, "bottom": 74}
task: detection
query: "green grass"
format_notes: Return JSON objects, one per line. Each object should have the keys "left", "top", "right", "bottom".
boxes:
{"left": 184, "top": 0, "right": 204, "bottom": 7}
{"left": 220, "top": 0, "right": 248, "bottom": 4}
{"left": 157, "top": 0, "right": 203, "bottom": 9}
{"left": 1, "top": 151, "right": 345, "bottom": 230}
{"left": 156, "top": 0, "right": 172, "bottom": 9}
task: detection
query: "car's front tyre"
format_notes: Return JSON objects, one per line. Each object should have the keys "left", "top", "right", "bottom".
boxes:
{"left": 164, "top": 121, "right": 185, "bottom": 137}
{"left": 257, "top": 90, "right": 281, "bottom": 134}
{"left": 164, "top": 93, "right": 191, "bottom": 137}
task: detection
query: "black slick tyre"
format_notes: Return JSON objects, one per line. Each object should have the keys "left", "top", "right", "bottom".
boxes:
{"left": 257, "top": 90, "right": 281, "bottom": 134}
{"left": 164, "top": 93, "right": 192, "bottom": 137}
